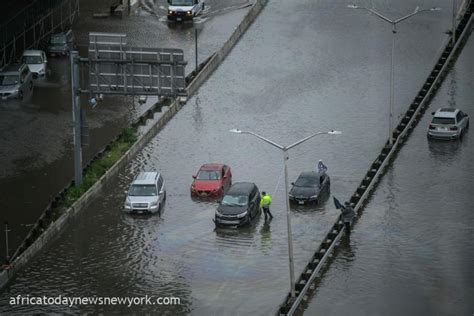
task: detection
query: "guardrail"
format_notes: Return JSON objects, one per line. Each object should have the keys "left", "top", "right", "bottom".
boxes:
{"left": 278, "top": 2, "right": 473, "bottom": 315}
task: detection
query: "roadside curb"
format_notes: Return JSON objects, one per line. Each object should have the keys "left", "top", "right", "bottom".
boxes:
{"left": 0, "top": 0, "right": 268, "bottom": 291}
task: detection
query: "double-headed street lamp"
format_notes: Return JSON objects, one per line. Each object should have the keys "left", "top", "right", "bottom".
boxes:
{"left": 230, "top": 128, "right": 341, "bottom": 298}
{"left": 348, "top": 4, "right": 440, "bottom": 145}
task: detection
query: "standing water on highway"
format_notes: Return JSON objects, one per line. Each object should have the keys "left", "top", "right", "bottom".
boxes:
{"left": 0, "top": 0, "right": 460, "bottom": 314}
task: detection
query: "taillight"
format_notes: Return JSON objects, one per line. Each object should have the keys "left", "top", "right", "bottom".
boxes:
{"left": 429, "top": 125, "right": 435, "bottom": 130}
{"left": 450, "top": 126, "right": 458, "bottom": 131}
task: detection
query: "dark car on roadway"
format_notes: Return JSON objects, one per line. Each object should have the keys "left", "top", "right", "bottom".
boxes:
{"left": 214, "top": 182, "right": 261, "bottom": 227}
{"left": 289, "top": 171, "right": 330, "bottom": 205}
{"left": 47, "top": 30, "right": 75, "bottom": 56}
{"left": 191, "top": 163, "right": 232, "bottom": 198}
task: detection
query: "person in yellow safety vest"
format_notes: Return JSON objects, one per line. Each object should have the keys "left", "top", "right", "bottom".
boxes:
{"left": 260, "top": 191, "right": 273, "bottom": 220}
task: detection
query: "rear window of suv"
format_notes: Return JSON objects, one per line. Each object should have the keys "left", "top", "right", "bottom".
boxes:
{"left": 432, "top": 117, "right": 455, "bottom": 125}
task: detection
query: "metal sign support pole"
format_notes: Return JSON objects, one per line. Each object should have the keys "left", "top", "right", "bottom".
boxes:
{"left": 71, "top": 51, "right": 83, "bottom": 186}
{"left": 195, "top": 27, "right": 198, "bottom": 74}
{"left": 4, "top": 221, "right": 9, "bottom": 264}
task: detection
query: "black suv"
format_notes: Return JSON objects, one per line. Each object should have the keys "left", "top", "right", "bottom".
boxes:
{"left": 215, "top": 182, "right": 261, "bottom": 227}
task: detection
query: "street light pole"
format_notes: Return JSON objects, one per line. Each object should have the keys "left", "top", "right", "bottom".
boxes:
{"left": 4, "top": 221, "right": 10, "bottom": 264}
{"left": 348, "top": 5, "right": 440, "bottom": 145}
{"left": 229, "top": 129, "right": 341, "bottom": 298}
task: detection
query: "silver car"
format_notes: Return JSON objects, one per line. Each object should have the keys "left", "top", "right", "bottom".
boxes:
{"left": 124, "top": 172, "right": 166, "bottom": 214}
{"left": 427, "top": 108, "right": 469, "bottom": 140}
{"left": 22, "top": 50, "right": 48, "bottom": 78}
{"left": 0, "top": 63, "right": 33, "bottom": 100}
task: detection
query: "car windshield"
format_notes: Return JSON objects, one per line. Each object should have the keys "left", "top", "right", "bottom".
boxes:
{"left": 0, "top": 75, "right": 19, "bottom": 86}
{"left": 294, "top": 175, "right": 319, "bottom": 187}
{"left": 170, "top": 0, "right": 193, "bottom": 5}
{"left": 196, "top": 170, "right": 221, "bottom": 180}
{"left": 50, "top": 36, "right": 66, "bottom": 44}
{"left": 221, "top": 194, "right": 248, "bottom": 206}
{"left": 432, "top": 117, "right": 455, "bottom": 125}
{"left": 128, "top": 184, "right": 157, "bottom": 196}
{"left": 22, "top": 55, "right": 43, "bottom": 64}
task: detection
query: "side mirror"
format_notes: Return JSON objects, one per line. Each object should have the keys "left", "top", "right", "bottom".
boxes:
{"left": 291, "top": 182, "right": 295, "bottom": 186}
{"left": 167, "top": 0, "right": 171, "bottom": 4}
{"left": 431, "top": 112, "right": 435, "bottom": 115}
{"left": 192, "top": 175, "right": 196, "bottom": 179}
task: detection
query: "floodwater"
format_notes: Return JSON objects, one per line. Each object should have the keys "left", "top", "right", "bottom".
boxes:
{"left": 0, "top": 0, "right": 251, "bottom": 259}
{"left": 0, "top": 0, "right": 460, "bottom": 314}
{"left": 304, "top": 35, "right": 474, "bottom": 315}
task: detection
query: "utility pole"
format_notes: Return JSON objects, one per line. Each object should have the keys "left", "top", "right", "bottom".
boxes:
{"left": 70, "top": 51, "right": 83, "bottom": 186}
{"left": 4, "top": 221, "right": 10, "bottom": 264}
{"left": 195, "top": 27, "right": 198, "bottom": 74}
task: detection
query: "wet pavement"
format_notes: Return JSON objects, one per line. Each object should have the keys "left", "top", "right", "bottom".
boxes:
{"left": 0, "top": 0, "right": 461, "bottom": 314}
{"left": 304, "top": 35, "right": 474, "bottom": 316}
{"left": 0, "top": 0, "right": 251, "bottom": 259}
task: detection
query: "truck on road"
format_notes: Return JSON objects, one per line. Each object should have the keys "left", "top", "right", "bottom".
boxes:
{"left": 167, "top": 0, "right": 204, "bottom": 21}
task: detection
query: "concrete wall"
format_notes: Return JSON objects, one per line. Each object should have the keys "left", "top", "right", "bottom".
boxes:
{"left": 0, "top": 0, "right": 268, "bottom": 291}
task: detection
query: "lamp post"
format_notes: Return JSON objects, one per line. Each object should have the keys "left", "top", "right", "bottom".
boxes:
{"left": 348, "top": 4, "right": 440, "bottom": 145}
{"left": 4, "top": 221, "right": 10, "bottom": 264}
{"left": 229, "top": 129, "right": 341, "bottom": 298}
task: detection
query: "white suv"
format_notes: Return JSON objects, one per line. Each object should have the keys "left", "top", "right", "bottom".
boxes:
{"left": 124, "top": 172, "right": 166, "bottom": 214}
{"left": 427, "top": 108, "right": 469, "bottom": 140}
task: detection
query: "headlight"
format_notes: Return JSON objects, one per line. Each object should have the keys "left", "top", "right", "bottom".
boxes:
{"left": 187, "top": 10, "right": 192, "bottom": 15}
{"left": 125, "top": 201, "right": 131, "bottom": 207}
{"left": 288, "top": 194, "right": 294, "bottom": 198}
{"left": 237, "top": 211, "right": 248, "bottom": 218}
{"left": 310, "top": 195, "right": 318, "bottom": 199}
{"left": 150, "top": 201, "right": 158, "bottom": 206}
{"left": 215, "top": 210, "right": 223, "bottom": 216}
{"left": 168, "top": 10, "right": 173, "bottom": 14}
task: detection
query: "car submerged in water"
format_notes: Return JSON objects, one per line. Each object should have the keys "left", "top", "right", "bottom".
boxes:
{"left": 191, "top": 163, "right": 232, "bottom": 198}
{"left": 214, "top": 182, "right": 261, "bottom": 227}
{"left": 289, "top": 171, "right": 330, "bottom": 205}
{"left": 427, "top": 108, "right": 469, "bottom": 140}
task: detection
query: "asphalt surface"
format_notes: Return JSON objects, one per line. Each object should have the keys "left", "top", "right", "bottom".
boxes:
{"left": 304, "top": 35, "right": 474, "bottom": 316}
{"left": 0, "top": 0, "right": 462, "bottom": 314}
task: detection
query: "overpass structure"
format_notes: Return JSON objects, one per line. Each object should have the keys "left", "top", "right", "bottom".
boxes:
{"left": 278, "top": 1, "right": 473, "bottom": 314}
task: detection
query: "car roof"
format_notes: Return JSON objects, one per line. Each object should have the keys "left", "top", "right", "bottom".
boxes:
{"left": 199, "top": 163, "right": 224, "bottom": 171}
{"left": 22, "top": 50, "right": 44, "bottom": 56}
{"left": 298, "top": 171, "right": 322, "bottom": 179}
{"left": 434, "top": 108, "right": 459, "bottom": 118}
{"left": 0, "top": 64, "right": 23, "bottom": 74}
{"left": 132, "top": 172, "right": 160, "bottom": 185}
{"left": 227, "top": 182, "right": 256, "bottom": 195}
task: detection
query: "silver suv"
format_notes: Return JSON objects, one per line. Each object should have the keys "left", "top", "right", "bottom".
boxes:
{"left": 22, "top": 50, "right": 48, "bottom": 78}
{"left": 428, "top": 108, "right": 469, "bottom": 140}
{"left": 0, "top": 63, "right": 33, "bottom": 100}
{"left": 124, "top": 172, "right": 166, "bottom": 214}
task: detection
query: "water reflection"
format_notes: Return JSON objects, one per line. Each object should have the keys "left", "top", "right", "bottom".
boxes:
{"left": 427, "top": 138, "right": 463, "bottom": 162}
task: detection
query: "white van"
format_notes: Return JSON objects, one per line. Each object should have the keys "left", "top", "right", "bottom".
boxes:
{"left": 167, "top": 0, "right": 204, "bottom": 21}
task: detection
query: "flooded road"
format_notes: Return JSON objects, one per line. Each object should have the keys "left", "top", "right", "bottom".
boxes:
{"left": 0, "top": 0, "right": 458, "bottom": 314}
{"left": 0, "top": 0, "right": 251, "bottom": 258}
{"left": 304, "top": 36, "right": 474, "bottom": 315}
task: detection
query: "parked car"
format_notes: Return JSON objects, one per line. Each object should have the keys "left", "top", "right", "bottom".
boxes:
{"left": 289, "top": 171, "right": 330, "bottom": 205}
{"left": 124, "top": 172, "right": 166, "bottom": 214}
{"left": 191, "top": 163, "right": 232, "bottom": 197}
{"left": 22, "top": 50, "right": 47, "bottom": 78}
{"left": 47, "top": 30, "right": 75, "bottom": 56}
{"left": 215, "top": 182, "right": 261, "bottom": 227}
{"left": 428, "top": 108, "right": 469, "bottom": 140}
{"left": 0, "top": 63, "right": 33, "bottom": 100}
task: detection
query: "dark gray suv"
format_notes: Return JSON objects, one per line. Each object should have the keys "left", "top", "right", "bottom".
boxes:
{"left": 0, "top": 63, "right": 33, "bottom": 100}
{"left": 215, "top": 182, "right": 261, "bottom": 227}
{"left": 47, "top": 30, "right": 75, "bottom": 56}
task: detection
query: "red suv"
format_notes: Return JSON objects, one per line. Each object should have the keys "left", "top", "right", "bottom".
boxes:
{"left": 191, "top": 163, "right": 232, "bottom": 197}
